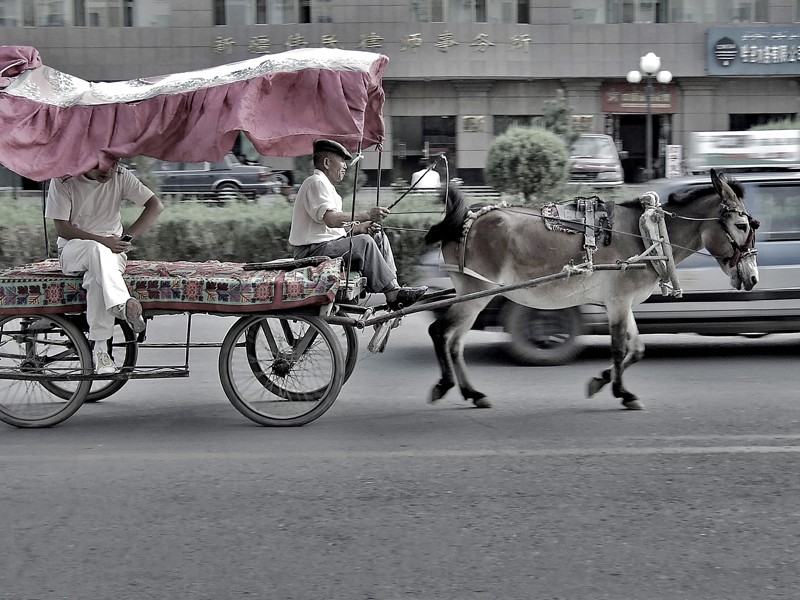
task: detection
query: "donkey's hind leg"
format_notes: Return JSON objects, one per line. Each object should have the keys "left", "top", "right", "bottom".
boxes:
{"left": 428, "top": 296, "right": 493, "bottom": 408}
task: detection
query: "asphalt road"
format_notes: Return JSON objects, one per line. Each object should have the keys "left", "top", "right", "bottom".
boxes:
{"left": 2, "top": 312, "right": 800, "bottom": 600}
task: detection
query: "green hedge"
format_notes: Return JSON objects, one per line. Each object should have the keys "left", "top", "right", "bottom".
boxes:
{"left": 0, "top": 193, "right": 448, "bottom": 286}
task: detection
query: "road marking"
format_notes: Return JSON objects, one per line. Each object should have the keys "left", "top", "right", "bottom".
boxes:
{"left": 3, "top": 445, "right": 800, "bottom": 462}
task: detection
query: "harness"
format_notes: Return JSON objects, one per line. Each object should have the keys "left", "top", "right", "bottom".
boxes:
{"left": 635, "top": 191, "right": 682, "bottom": 297}
{"left": 632, "top": 192, "right": 760, "bottom": 297}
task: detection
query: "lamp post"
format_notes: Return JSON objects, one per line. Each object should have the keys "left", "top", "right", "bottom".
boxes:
{"left": 626, "top": 52, "right": 672, "bottom": 181}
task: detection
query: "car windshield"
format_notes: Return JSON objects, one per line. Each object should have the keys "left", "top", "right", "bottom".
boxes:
{"left": 571, "top": 137, "right": 615, "bottom": 159}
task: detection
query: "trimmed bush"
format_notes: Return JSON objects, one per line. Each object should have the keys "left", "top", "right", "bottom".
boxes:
{"left": 485, "top": 125, "right": 570, "bottom": 202}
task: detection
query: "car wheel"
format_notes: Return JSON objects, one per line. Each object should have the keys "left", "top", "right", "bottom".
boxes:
{"left": 268, "top": 173, "right": 291, "bottom": 197}
{"left": 501, "top": 302, "right": 583, "bottom": 366}
{"left": 216, "top": 183, "right": 241, "bottom": 203}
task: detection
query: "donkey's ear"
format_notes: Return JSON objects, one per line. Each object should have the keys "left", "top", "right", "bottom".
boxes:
{"left": 711, "top": 168, "right": 736, "bottom": 201}
{"left": 711, "top": 168, "right": 724, "bottom": 195}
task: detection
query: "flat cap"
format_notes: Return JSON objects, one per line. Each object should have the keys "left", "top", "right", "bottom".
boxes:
{"left": 313, "top": 139, "right": 352, "bottom": 160}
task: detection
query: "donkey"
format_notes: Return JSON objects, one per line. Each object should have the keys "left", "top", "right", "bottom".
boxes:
{"left": 424, "top": 169, "right": 760, "bottom": 410}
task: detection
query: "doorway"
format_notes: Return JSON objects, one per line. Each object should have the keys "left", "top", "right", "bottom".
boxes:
{"left": 618, "top": 113, "right": 672, "bottom": 182}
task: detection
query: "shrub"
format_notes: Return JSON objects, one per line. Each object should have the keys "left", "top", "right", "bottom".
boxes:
{"left": 0, "top": 193, "right": 437, "bottom": 286}
{"left": 485, "top": 125, "right": 570, "bottom": 202}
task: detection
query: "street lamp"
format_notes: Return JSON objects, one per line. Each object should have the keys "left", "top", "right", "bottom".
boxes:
{"left": 626, "top": 52, "right": 672, "bottom": 181}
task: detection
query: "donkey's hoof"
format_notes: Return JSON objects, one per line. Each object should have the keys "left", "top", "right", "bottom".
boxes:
{"left": 429, "top": 383, "right": 451, "bottom": 404}
{"left": 622, "top": 399, "right": 644, "bottom": 410}
{"left": 472, "top": 397, "right": 492, "bottom": 409}
{"left": 586, "top": 377, "right": 605, "bottom": 398}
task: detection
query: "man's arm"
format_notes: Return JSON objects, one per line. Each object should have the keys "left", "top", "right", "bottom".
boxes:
{"left": 322, "top": 205, "right": 389, "bottom": 229}
{"left": 123, "top": 195, "right": 165, "bottom": 239}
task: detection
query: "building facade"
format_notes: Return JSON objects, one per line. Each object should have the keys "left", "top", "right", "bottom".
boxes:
{"left": 2, "top": 0, "right": 799, "bottom": 185}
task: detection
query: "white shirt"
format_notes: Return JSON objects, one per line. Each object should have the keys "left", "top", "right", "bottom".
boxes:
{"left": 45, "top": 166, "right": 154, "bottom": 248}
{"left": 410, "top": 168, "right": 441, "bottom": 190}
{"left": 289, "top": 169, "right": 346, "bottom": 246}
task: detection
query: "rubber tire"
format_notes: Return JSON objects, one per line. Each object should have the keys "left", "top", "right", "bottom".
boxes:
{"left": 216, "top": 182, "right": 242, "bottom": 202}
{"left": 502, "top": 302, "right": 584, "bottom": 366}
{"left": 40, "top": 321, "right": 138, "bottom": 402}
{"left": 0, "top": 314, "right": 92, "bottom": 428}
{"left": 218, "top": 314, "right": 345, "bottom": 426}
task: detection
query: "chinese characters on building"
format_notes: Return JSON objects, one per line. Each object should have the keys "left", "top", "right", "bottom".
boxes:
{"left": 214, "top": 31, "right": 532, "bottom": 55}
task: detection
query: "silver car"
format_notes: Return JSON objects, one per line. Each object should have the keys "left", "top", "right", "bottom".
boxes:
{"left": 417, "top": 171, "right": 800, "bottom": 365}
{"left": 145, "top": 153, "right": 290, "bottom": 200}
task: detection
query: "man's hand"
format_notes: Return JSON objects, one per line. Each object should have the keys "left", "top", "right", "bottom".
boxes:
{"left": 104, "top": 235, "right": 133, "bottom": 254}
{"left": 354, "top": 221, "right": 382, "bottom": 235}
{"left": 367, "top": 206, "right": 390, "bottom": 222}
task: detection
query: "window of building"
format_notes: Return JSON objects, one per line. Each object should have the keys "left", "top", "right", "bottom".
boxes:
{"left": 572, "top": 0, "right": 766, "bottom": 24}
{"left": 729, "top": 113, "right": 796, "bottom": 131}
{"left": 213, "top": 0, "right": 318, "bottom": 25}
{"left": 0, "top": 0, "right": 169, "bottom": 27}
{"left": 494, "top": 115, "right": 537, "bottom": 137}
{"left": 411, "top": 0, "right": 529, "bottom": 23}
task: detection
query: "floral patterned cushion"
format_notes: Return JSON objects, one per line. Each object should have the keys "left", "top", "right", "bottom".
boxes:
{"left": 0, "top": 258, "right": 344, "bottom": 315}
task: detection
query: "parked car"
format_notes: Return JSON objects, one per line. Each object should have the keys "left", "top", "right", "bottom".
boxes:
{"left": 132, "top": 153, "right": 290, "bottom": 201}
{"left": 417, "top": 171, "right": 800, "bottom": 365}
{"left": 567, "top": 133, "right": 625, "bottom": 187}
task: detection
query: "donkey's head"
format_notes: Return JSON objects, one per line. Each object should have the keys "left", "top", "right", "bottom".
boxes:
{"left": 705, "top": 169, "right": 760, "bottom": 291}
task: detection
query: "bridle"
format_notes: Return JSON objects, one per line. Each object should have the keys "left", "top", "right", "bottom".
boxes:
{"left": 718, "top": 202, "right": 759, "bottom": 268}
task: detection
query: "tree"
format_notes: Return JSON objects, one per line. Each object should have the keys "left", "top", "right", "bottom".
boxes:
{"left": 533, "top": 89, "right": 579, "bottom": 149}
{"left": 484, "top": 125, "right": 569, "bottom": 202}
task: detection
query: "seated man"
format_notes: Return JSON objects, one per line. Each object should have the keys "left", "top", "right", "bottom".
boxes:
{"left": 289, "top": 139, "right": 426, "bottom": 311}
{"left": 45, "top": 159, "right": 164, "bottom": 374}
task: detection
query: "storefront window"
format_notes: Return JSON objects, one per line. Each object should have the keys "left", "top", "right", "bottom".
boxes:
{"left": 493, "top": 115, "right": 536, "bottom": 136}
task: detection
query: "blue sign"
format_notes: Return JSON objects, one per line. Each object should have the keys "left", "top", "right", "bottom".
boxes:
{"left": 707, "top": 27, "right": 800, "bottom": 76}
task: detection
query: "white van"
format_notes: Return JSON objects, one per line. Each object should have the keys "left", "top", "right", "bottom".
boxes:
{"left": 567, "top": 133, "right": 625, "bottom": 187}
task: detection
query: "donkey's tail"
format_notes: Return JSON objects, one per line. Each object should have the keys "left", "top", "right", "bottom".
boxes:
{"left": 424, "top": 185, "right": 470, "bottom": 245}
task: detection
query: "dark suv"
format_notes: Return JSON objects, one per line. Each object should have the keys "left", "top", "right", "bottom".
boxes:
{"left": 417, "top": 171, "right": 800, "bottom": 365}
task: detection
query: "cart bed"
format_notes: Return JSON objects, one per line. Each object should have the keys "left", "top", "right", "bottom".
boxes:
{"left": 0, "top": 257, "right": 357, "bottom": 316}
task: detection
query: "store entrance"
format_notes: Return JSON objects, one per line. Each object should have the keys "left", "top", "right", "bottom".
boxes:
{"left": 617, "top": 114, "right": 672, "bottom": 182}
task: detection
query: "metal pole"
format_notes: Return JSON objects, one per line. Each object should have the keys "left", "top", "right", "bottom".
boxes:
{"left": 645, "top": 76, "right": 653, "bottom": 181}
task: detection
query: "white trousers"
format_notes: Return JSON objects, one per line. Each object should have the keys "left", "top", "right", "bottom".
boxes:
{"left": 59, "top": 239, "right": 129, "bottom": 342}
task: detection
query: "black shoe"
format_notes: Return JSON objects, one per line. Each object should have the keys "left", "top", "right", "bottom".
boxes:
{"left": 387, "top": 286, "right": 428, "bottom": 311}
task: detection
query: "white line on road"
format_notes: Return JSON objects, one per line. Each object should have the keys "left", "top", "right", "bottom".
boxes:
{"left": 3, "top": 444, "right": 800, "bottom": 462}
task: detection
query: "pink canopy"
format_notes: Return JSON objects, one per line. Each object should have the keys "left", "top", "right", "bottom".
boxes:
{"left": 0, "top": 45, "right": 387, "bottom": 181}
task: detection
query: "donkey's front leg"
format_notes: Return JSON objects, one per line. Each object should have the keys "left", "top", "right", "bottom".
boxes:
{"left": 587, "top": 308, "right": 644, "bottom": 409}
{"left": 609, "top": 311, "right": 643, "bottom": 409}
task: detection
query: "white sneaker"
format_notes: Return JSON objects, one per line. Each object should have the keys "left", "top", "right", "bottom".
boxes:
{"left": 94, "top": 348, "right": 117, "bottom": 375}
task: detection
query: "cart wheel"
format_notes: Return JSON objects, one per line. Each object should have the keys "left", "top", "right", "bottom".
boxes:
{"left": 40, "top": 320, "right": 138, "bottom": 402}
{"left": 0, "top": 315, "right": 92, "bottom": 428}
{"left": 219, "top": 314, "right": 345, "bottom": 426}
